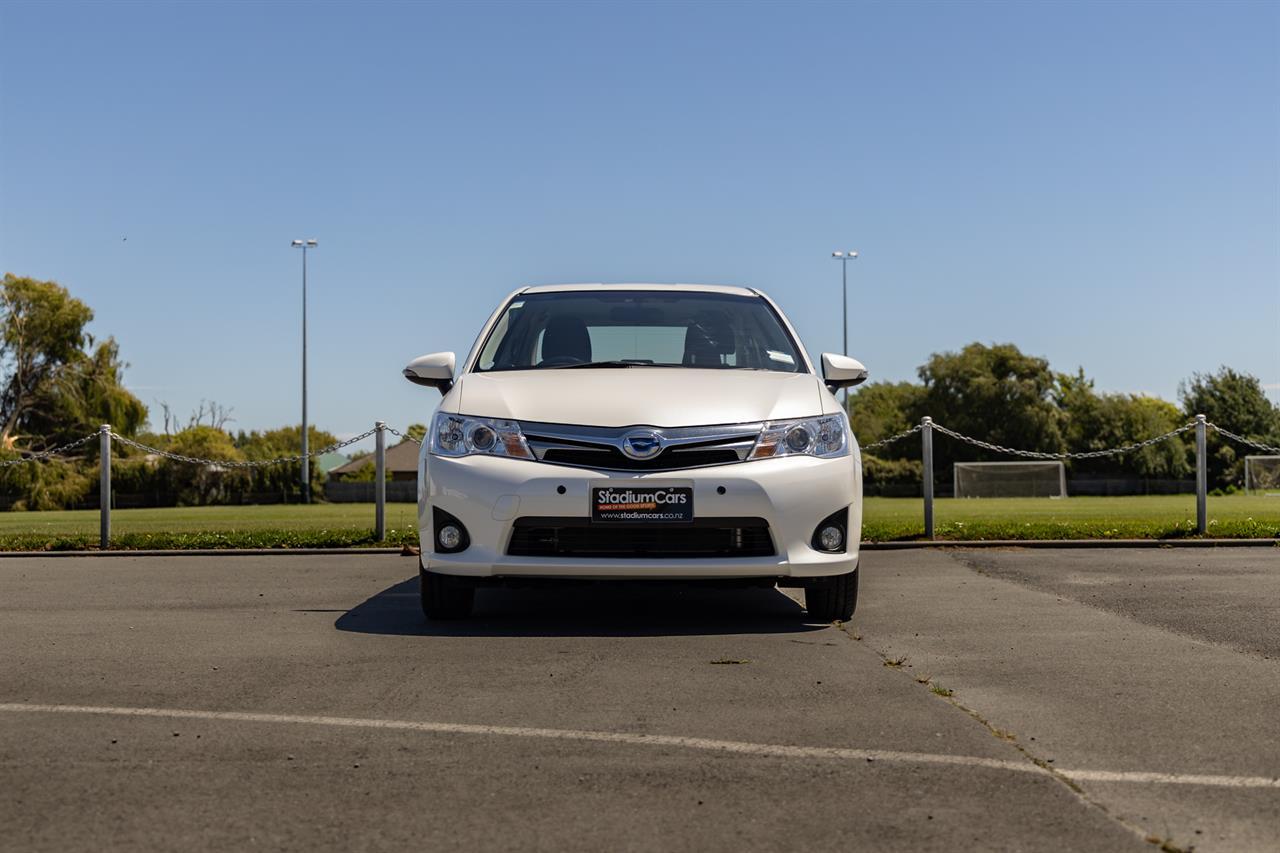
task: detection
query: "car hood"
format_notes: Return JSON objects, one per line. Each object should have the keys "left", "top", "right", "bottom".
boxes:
{"left": 451, "top": 368, "right": 828, "bottom": 427}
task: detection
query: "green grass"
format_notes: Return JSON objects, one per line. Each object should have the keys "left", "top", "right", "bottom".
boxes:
{"left": 0, "top": 496, "right": 1275, "bottom": 551}
{"left": 0, "top": 504, "right": 420, "bottom": 551}
{"left": 862, "top": 495, "right": 1280, "bottom": 541}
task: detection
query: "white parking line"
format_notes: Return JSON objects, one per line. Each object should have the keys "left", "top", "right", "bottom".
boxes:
{"left": 2, "top": 702, "right": 1277, "bottom": 790}
{"left": 1062, "top": 769, "right": 1280, "bottom": 788}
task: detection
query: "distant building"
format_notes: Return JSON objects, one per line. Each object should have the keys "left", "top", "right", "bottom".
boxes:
{"left": 328, "top": 440, "right": 420, "bottom": 482}
{"left": 314, "top": 451, "right": 351, "bottom": 475}
{"left": 325, "top": 439, "right": 419, "bottom": 502}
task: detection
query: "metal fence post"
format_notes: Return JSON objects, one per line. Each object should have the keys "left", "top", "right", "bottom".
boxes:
{"left": 921, "top": 416, "right": 934, "bottom": 540}
{"left": 1195, "top": 414, "right": 1207, "bottom": 535}
{"left": 375, "top": 421, "right": 386, "bottom": 542}
{"left": 99, "top": 424, "right": 111, "bottom": 550}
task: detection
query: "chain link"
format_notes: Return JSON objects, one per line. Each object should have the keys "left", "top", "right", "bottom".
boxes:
{"left": 1205, "top": 423, "right": 1280, "bottom": 455}
{"left": 861, "top": 424, "right": 923, "bottom": 452}
{"left": 0, "top": 431, "right": 101, "bottom": 468}
{"left": 929, "top": 421, "right": 1197, "bottom": 460}
{"left": 109, "top": 428, "right": 379, "bottom": 469}
{"left": 383, "top": 425, "right": 423, "bottom": 445}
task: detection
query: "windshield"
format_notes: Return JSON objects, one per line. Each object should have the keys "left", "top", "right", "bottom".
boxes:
{"left": 474, "top": 291, "right": 806, "bottom": 373}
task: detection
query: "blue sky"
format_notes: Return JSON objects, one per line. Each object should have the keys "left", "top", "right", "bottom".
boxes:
{"left": 1, "top": 0, "right": 1276, "bottom": 444}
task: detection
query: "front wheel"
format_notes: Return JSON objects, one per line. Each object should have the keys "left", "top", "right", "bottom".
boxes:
{"left": 420, "top": 564, "right": 475, "bottom": 619}
{"left": 803, "top": 567, "right": 858, "bottom": 623}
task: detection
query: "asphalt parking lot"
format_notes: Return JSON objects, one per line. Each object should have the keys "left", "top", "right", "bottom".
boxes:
{"left": 1, "top": 547, "right": 1276, "bottom": 852}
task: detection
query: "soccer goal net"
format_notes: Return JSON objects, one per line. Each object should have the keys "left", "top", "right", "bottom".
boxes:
{"left": 954, "top": 461, "right": 1067, "bottom": 498}
{"left": 1244, "top": 456, "right": 1280, "bottom": 496}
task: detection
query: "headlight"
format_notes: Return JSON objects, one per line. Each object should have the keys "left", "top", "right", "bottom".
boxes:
{"left": 748, "top": 415, "right": 849, "bottom": 460}
{"left": 430, "top": 413, "right": 533, "bottom": 459}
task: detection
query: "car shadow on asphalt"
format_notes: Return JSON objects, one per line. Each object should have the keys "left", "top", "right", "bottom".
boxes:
{"left": 334, "top": 578, "right": 827, "bottom": 638}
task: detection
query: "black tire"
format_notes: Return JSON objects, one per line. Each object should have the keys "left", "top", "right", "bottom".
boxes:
{"left": 803, "top": 567, "right": 859, "bottom": 623}
{"left": 419, "top": 564, "right": 475, "bottom": 619}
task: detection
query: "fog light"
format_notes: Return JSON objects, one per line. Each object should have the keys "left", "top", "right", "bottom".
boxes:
{"left": 438, "top": 525, "right": 462, "bottom": 550}
{"left": 811, "top": 508, "right": 848, "bottom": 553}
{"left": 432, "top": 507, "right": 470, "bottom": 553}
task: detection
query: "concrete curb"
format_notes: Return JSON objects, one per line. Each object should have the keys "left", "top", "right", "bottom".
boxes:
{"left": 0, "top": 540, "right": 1275, "bottom": 558}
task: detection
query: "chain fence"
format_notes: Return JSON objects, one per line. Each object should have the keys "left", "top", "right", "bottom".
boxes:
{"left": 1203, "top": 422, "right": 1280, "bottom": 456}
{"left": 862, "top": 415, "right": 1280, "bottom": 538}
{"left": 108, "top": 427, "right": 381, "bottom": 468}
{"left": 925, "top": 421, "right": 1199, "bottom": 461}
{"left": 0, "top": 423, "right": 419, "bottom": 545}
{"left": 5, "top": 418, "right": 1267, "bottom": 469}
{"left": 1, "top": 415, "right": 1276, "bottom": 547}
{"left": 0, "top": 432, "right": 100, "bottom": 469}
{"left": 860, "top": 419, "right": 1280, "bottom": 460}
{"left": 860, "top": 424, "right": 923, "bottom": 452}
{"left": 383, "top": 426, "right": 422, "bottom": 446}
{"left": 0, "top": 425, "right": 400, "bottom": 469}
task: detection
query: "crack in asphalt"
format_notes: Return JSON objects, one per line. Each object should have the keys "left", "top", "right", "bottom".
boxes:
{"left": 841, "top": 554, "right": 1192, "bottom": 852}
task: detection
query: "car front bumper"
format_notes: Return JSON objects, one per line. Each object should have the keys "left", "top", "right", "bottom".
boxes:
{"left": 418, "top": 448, "right": 861, "bottom": 580}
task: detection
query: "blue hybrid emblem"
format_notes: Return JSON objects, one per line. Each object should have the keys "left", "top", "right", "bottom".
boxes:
{"left": 621, "top": 430, "right": 664, "bottom": 460}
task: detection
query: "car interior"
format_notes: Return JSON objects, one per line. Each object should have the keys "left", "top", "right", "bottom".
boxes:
{"left": 478, "top": 292, "right": 803, "bottom": 372}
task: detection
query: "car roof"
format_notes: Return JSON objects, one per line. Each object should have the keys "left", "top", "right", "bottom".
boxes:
{"left": 519, "top": 283, "right": 760, "bottom": 297}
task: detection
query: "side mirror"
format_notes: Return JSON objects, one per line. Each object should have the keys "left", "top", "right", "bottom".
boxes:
{"left": 821, "top": 353, "right": 868, "bottom": 391}
{"left": 403, "top": 352, "right": 456, "bottom": 394}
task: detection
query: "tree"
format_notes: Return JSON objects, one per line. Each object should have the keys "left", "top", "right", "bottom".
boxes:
{"left": 847, "top": 382, "right": 925, "bottom": 449}
{"left": 28, "top": 338, "right": 147, "bottom": 445}
{"left": 1056, "top": 370, "right": 1190, "bottom": 479}
{"left": 404, "top": 423, "right": 427, "bottom": 443}
{"left": 188, "top": 400, "right": 235, "bottom": 430}
{"left": 0, "top": 453, "right": 93, "bottom": 511}
{"left": 159, "top": 426, "right": 249, "bottom": 505}
{"left": 1, "top": 274, "right": 92, "bottom": 444}
{"left": 236, "top": 425, "right": 339, "bottom": 500}
{"left": 1111, "top": 395, "right": 1191, "bottom": 478}
{"left": 0, "top": 274, "right": 146, "bottom": 449}
{"left": 916, "top": 343, "right": 1065, "bottom": 471}
{"left": 1179, "top": 368, "right": 1280, "bottom": 488}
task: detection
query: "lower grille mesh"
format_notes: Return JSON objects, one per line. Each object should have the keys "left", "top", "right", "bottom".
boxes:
{"left": 507, "top": 517, "right": 775, "bottom": 558}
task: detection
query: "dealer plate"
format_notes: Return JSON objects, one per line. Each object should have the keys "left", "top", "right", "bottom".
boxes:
{"left": 591, "top": 485, "right": 694, "bottom": 523}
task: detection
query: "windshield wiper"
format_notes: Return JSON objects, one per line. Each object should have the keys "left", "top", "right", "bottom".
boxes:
{"left": 549, "top": 360, "right": 659, "bottom": 369}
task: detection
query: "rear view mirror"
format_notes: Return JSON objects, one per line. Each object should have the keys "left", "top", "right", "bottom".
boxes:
{"left": 403, "top": 352, "right": 456, "bottom": 394}
{"left": 821, "top": 353, "right": 868, "bottom": 391}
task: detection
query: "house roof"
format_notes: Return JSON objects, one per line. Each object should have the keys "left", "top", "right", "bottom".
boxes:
{"left": 329, "top": 439, "right": 420, "bottom": 477}
{"left": 314, "top": 451, "right": 350, "bottom": 475}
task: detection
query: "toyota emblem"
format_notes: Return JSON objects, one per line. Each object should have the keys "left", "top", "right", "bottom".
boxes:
{"left": 621, "top": 430, "right": 664, "bottom": 460}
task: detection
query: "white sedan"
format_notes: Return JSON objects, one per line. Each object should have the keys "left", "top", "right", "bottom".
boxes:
{"left": 404, "top": 284, "right": 867, "bottom": 621}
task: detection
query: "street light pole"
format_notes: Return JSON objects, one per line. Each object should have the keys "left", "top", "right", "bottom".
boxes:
{"left": 291, "top": 239, "right": 317, "bottom": 503}
{"left": 831, "top": 250, "right": 859, "bottom": 407}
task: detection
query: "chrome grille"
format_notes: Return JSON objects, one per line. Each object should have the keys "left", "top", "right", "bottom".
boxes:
{"left": 521, "top": 421, "right": 761, "bottom": 472}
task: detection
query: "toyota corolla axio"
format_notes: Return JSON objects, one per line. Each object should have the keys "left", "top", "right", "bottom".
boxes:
{"left": 403, "top": 284, "right": 867, "bottom": 621}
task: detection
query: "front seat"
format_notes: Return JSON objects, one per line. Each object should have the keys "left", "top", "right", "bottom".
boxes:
{"left": 538, "top": 315, "right": 592, "bottom": 365}
{"left": 683, "top": 313, "right": 734, "bottom": 367}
